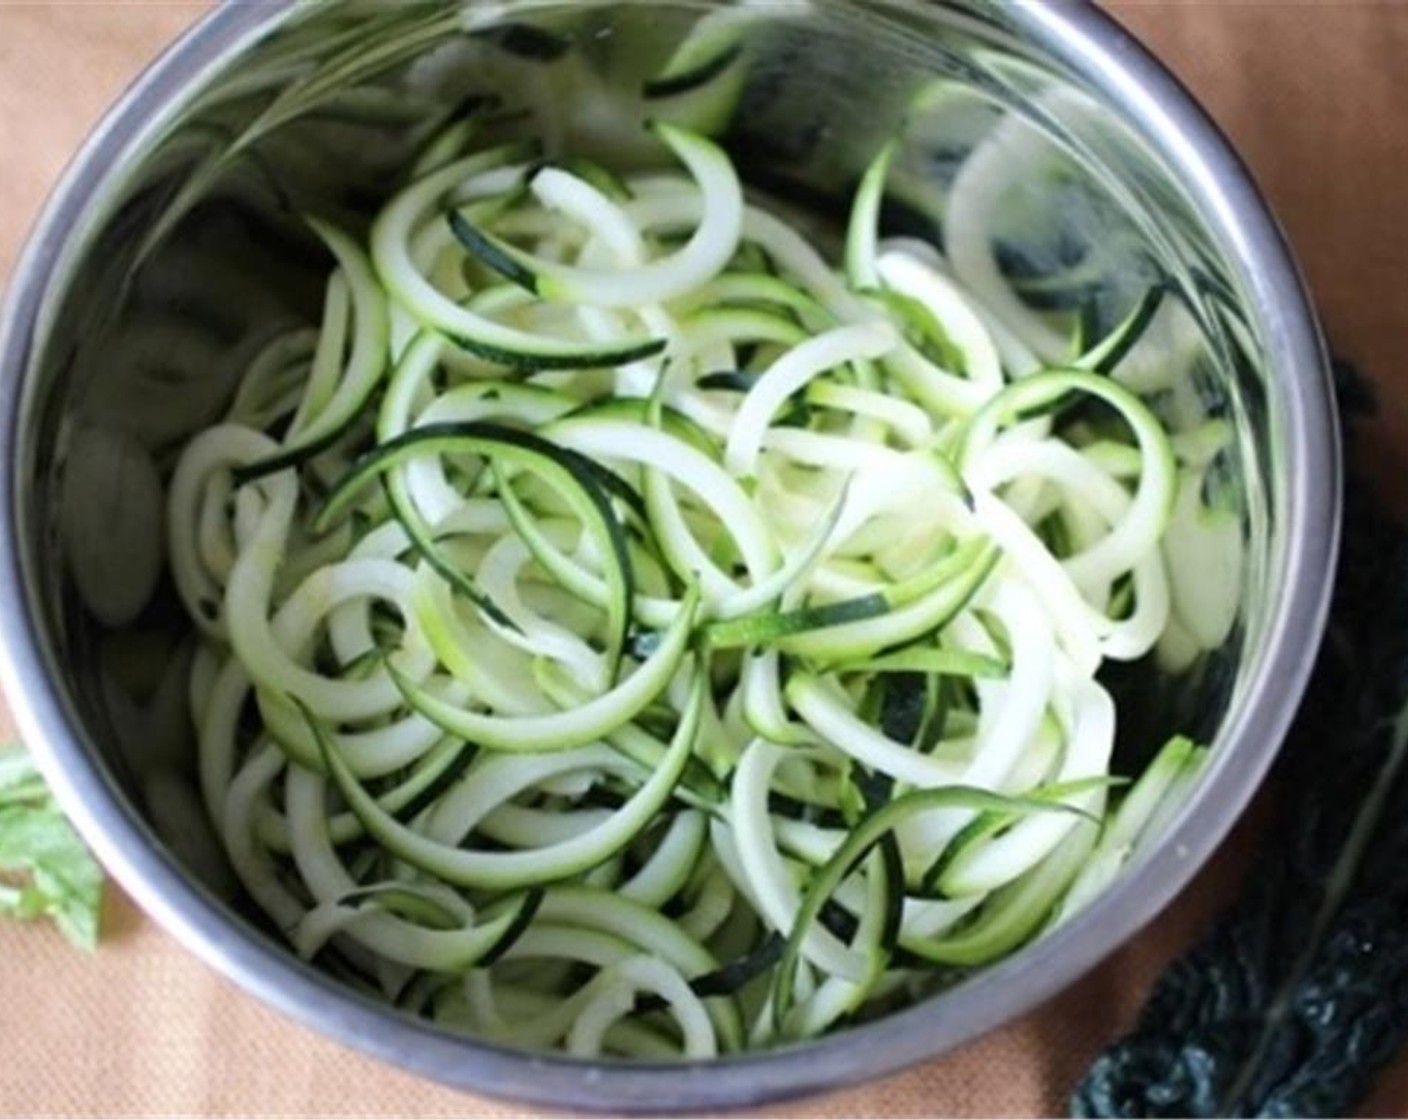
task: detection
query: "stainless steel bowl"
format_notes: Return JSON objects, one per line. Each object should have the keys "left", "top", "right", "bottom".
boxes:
{"left": 0, "top": 0, "right": 1338, "bottom": 1111}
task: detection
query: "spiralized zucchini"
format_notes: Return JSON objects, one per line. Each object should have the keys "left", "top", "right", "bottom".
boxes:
{"left": 168, "top": 110, "right": 1211, "bottom": 1059}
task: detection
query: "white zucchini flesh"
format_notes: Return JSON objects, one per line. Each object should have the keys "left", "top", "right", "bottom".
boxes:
{"left": 164, "top": 111, "right": 1213, "bottom": 1060}
{"left": 458, "top": 124, "right": 744, "bottom": 310}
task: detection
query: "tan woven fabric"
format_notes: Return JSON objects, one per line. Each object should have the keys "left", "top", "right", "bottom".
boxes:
{"left": 1, "top": 3, "right": 1406, "bottom": 1115}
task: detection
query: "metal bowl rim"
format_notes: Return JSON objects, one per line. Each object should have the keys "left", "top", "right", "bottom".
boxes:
{"left": 0, "top": 0, "right": 1340, "bottom": 1111}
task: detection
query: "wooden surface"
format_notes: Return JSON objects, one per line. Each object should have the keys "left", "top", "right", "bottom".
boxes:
{"left": 2, "top": 2, "right": 1407, "bottom": 1115}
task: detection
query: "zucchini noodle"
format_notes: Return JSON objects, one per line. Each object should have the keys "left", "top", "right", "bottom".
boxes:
{"left": 167, "top": 113, "right": 1210, "bottom": 1058}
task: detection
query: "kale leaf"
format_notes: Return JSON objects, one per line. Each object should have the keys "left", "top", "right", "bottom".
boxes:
{"left": 1073, "top": 362, "right": 1408, "bottom": 1118}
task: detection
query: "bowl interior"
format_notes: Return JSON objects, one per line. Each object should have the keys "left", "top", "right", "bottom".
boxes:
{"left": 0, "top": 0, "right": 1328, "bottom": 1109}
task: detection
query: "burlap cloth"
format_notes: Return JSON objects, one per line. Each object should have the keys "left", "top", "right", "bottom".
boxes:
{"left": 2, "top": 3, "right": 1406, "bottom": 1115}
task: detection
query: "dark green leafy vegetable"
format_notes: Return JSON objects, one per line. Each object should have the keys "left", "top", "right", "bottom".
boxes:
{"left": 0, "top": 744, "right": 104, "bottom": 950}
{"left": 1073, "top": 361, "right": 1408, "bottom": 1119}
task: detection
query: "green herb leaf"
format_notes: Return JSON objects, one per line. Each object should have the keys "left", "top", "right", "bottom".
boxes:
{"left": 0, "top": 744, "right": 103, "bottom": 951}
